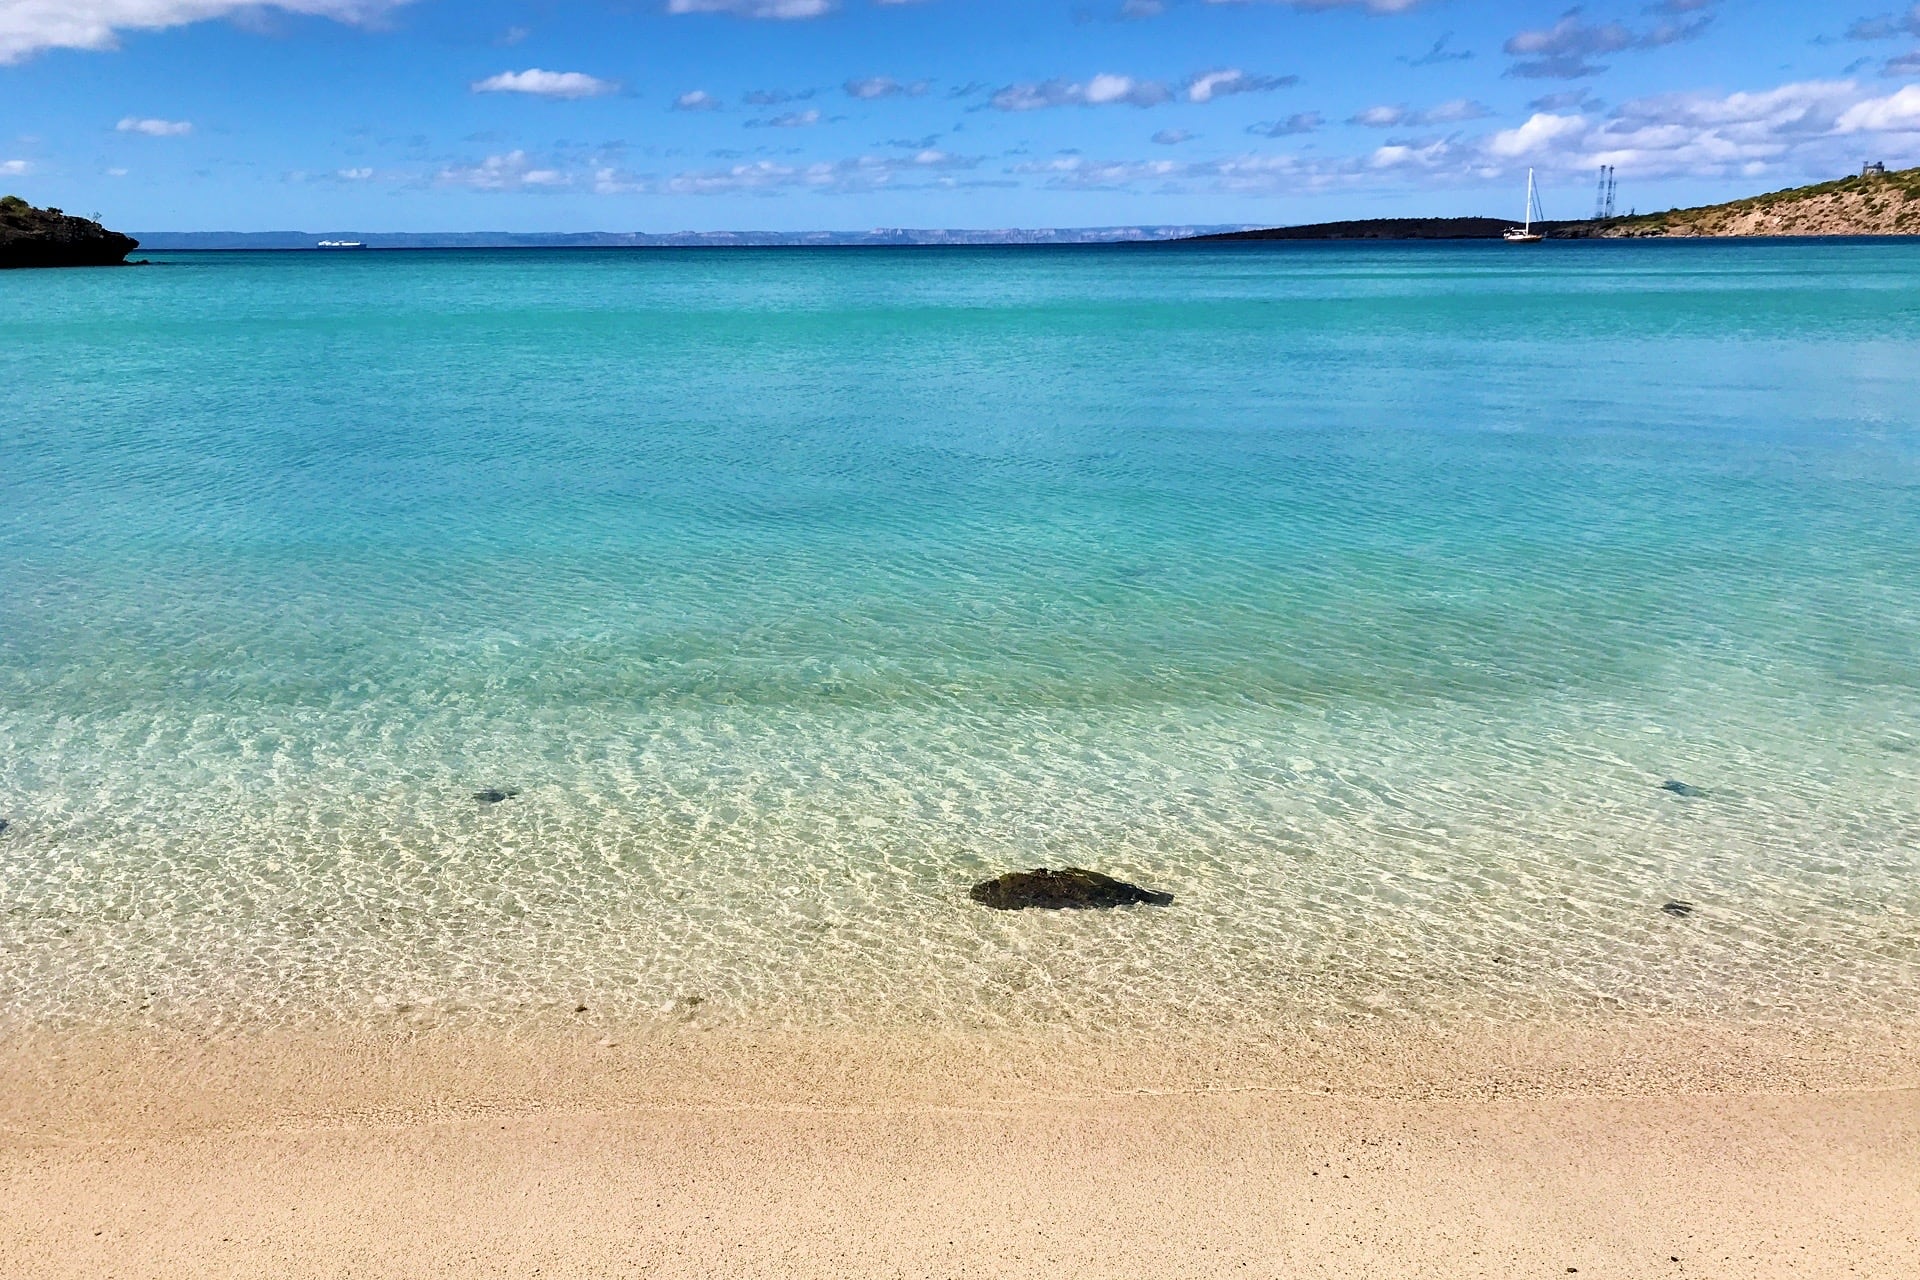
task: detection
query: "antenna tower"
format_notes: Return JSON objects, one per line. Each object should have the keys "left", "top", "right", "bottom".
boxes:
{"left": 1594, "top": 165, "right": 1617, "bottom": 220}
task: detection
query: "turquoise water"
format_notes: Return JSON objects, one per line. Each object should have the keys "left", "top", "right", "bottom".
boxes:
{"left": 3, "top": 242, "right": 1918, "bottom": 1032}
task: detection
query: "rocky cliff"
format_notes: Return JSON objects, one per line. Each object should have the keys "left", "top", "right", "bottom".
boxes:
{"left": 0, "top": 195, "right": 140, "bottom": 268}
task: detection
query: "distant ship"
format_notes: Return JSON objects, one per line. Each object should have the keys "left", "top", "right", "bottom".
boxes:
{"left": 1504, "top": 170, "right": 1546, "bottom": 244}
{"left": 316, "top": 240, "right": 366, "bottom": 249}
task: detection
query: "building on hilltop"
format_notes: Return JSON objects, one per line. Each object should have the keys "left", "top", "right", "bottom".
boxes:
{"left": 1862, "top": 161, "right": 1887, "bottom": 177}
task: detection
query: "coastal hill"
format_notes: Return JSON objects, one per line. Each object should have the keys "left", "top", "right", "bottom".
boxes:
{"left": 1573, "top": 164, "right": 1920, "bottom": 237}
{"left": 0, "top": 195, "right": 140, "bottom": 267}
{"left": 1193, "top": 165, "right": 1920, "bottom": 243}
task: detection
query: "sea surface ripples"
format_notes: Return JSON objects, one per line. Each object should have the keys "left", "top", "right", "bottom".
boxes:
{"left": 2, "top": 242, "right": 1918, "bottom": 1034}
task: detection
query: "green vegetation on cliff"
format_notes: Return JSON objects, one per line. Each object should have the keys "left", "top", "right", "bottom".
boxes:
{"left": 1579, "top": 166, "right": 1920, "bottom": 238}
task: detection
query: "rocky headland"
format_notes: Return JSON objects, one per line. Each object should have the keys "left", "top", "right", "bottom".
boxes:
{"left": 0, "top": 195, "right": 140, "bottom": 268}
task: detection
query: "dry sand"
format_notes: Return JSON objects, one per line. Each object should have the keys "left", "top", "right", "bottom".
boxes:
{"left": 3, "top": 1021, "right": 1917, "bottom": 1278}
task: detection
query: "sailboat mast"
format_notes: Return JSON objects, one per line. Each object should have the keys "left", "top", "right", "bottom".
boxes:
{"left": 1504, "top": 168, "right": 1547, "bottom": 242}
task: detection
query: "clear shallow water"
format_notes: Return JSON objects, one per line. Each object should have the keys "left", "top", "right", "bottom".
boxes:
{"left": 2, "top": 242, "right": 1918, "bottom": 1033}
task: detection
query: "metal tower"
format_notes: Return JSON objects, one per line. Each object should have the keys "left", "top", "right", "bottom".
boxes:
{"left": 1593, "top": 166, "right": 1617, "bottom": 220}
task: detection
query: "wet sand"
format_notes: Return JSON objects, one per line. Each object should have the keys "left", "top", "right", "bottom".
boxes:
{"left": 3, "top": 1021, "right": 1917, "bottom": 1278}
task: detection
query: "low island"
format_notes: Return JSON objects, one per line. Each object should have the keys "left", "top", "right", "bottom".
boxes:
{"left": 0, "top": 195, "right": 140, "bottom": 268}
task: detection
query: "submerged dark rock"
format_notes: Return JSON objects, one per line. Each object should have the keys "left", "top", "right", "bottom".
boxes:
{"left": 969, "top": 868, "right": 1174, "bottom": 911}
{"left": 1662, "top": 901, "right": 1694, "bottom": 917}
{"left": 1660, "top": 780, "right": 1708, "bottom": 797}
{"left": 474, "top": 788, "right": 520, "bottom": 805}
{"left": 0, "top": 195, "right": 139, "bottom": 268}
{"left": 0, "top": 819, "right": 8, "bottom": 835}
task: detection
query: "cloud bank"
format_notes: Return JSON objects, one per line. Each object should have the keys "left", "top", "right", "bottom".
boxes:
{"left": 1, "top": 0, "right": 410, "bottom": 63}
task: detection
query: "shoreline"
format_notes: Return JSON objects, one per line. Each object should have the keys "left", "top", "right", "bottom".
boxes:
{"left": 4, "top": 1018, "right": 1918, "bottom": 1278}
{"left": 7, "top": 1015, "right": 1920, "bottom": 1133}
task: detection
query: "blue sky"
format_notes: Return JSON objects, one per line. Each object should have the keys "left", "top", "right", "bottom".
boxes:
{"left": 4, "top": 0, "right": 1920, "bottom": 231}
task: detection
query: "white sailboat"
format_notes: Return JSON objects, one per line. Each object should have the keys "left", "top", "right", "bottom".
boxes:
{"left": 1504, "top": 168, "right": 1546, "bottom": 243}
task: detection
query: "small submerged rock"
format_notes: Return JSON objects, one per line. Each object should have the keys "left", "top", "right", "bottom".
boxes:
{"left": 474, "top": 788, "right": 520, "bottom": 805}
{"left": 0, "top": 818, "right": 9, "bottom": 836}
{"left": 969, "top": 868, "right": 1174, "bottom": 911}
{"left": 1662, "top": 901, "right": 1694, "bottom": 917}
{"left": 1660, "top": 780, "right": 1708, "bottom": 798}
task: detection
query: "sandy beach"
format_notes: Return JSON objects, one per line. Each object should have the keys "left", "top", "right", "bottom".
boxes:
{"left": 4, "top": 1021, "right": 1916, "bottom": 1278}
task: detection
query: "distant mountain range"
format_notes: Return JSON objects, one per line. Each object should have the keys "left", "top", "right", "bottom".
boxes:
{"left": 131, "top": 225, "right": 1256, "bottom": 250}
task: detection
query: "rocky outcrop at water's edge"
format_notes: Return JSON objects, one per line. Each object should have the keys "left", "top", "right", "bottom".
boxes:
{"left": 1, "top": 195, "right": 139, "bottom": 268}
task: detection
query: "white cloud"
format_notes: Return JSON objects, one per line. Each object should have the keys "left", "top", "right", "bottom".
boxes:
{"left": 1197, "top": 0, "right": 1424, "bottom": 11}
{"left": 1465, "top": 80, "right": 1919, "bottom": 181}
{"left": 1836, "top": 83, "right": 1920, "bottom": 131}
{"left": 1248, "top": 112, "right": 1323, "bottom": 137}
{"left": 750, "top": 107, "right": 823, "bottom": 127}
{"left": 1503, "top": 10, "right": 1710, "bottom": 79}
{"left": 845, "top": 76, "right": 926, "bottom": 100}
{"left": 1422, "top": 97, "right": 1492, "bottom": 124}
{"left": 991, "top": 74, "right": 1170, "bottom": 111}
{"left": 1350, "top": 99, "right": 1488, "bottom": 128}
{"left": 1846, "top": 5, "right": 1920, "bottom": 41}
{"left": 480, "top": 146, "right": 981, "bottom": 198}
{"left": 116, "top": 116, "right": 192, "bottom": 135}
{"left": 336, "top": 166, "right": 373, "bottom": 179}
{"left": 1574, "top": 80, "right": 1861, "bottom": 176}
{"left": 1, "top": 0, "right": 411, "bottom": 63}
{"left": 1486, "top": 112, "right": 1588, "bottom": 158}
{"left": 438, "top": 150, "right": 569, "bottom": 191}
{"left": 1, "top": 158, "right": 30, "bottom": 175}
{"left": 1351, "top": 105, "right": 1406, "bottom": 127}
{"left": 665, "top": 148, "right": 977, "bottom": 194}
{"left": 1008, "top": 147, "right": 1368, "bottom": 196}
{"left": 1370, "top": 139, "right": 1453, "bottom": 169}
{"left": 965, "top": 70, "right": 1913, "bottom": 201}
{"left": 1085, "top": 73, "right": 1164, "bottom": 106}
{"left": 471, "top": 69, "right": 617, "bottom": 99}
{"left": 1010, "top": 155, "right": 1184, "bottom": 190}
{"left": 673, "top": 90, "right": 723, "bottom": 111}
{"left": 666, "top": 0, "right": 835, "bottom": 16}
{"left": 1184, "top": 69, "right": 1295, "bottom": 103}
{"left": 743, "top": 87, "right": 811, "bottom": 105}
